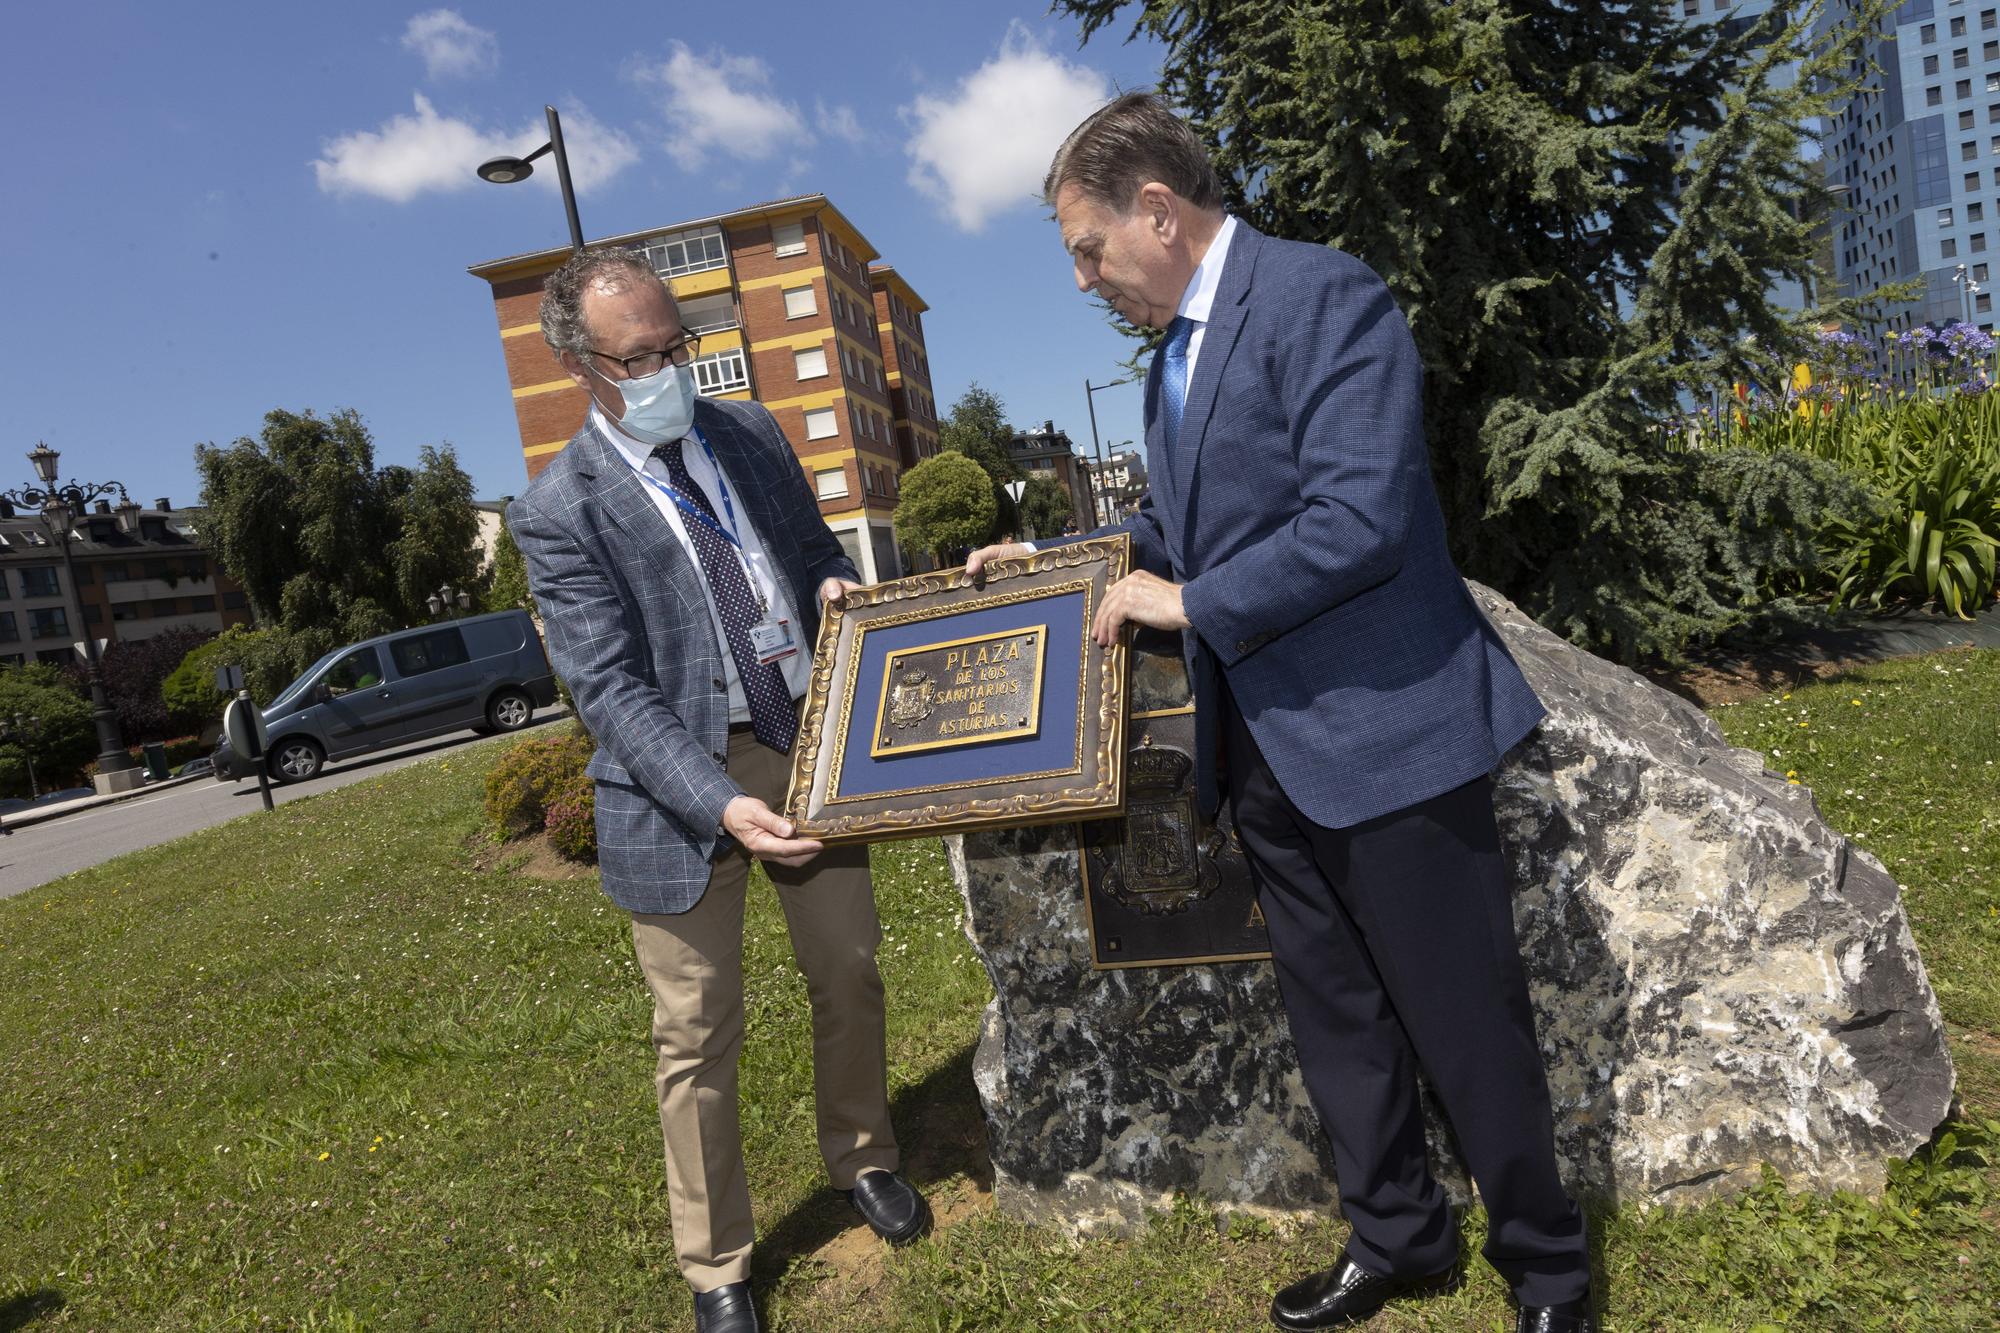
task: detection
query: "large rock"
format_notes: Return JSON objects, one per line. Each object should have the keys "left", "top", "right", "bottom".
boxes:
{"left": 952, "top": 583, "right": 1955, "bottom": 1233}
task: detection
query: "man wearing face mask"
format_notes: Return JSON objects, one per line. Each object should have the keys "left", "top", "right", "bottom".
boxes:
{"left": 508, "top": 247, "right": 928, "bottom": 1333}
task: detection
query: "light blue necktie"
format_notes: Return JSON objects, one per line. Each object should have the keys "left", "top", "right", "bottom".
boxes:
{"left": 1159, "top": 316, "right": 1194, "bottom": 455}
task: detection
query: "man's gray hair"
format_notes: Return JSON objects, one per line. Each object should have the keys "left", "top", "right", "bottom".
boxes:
{"left": 538, "top": 246, "right": 669, "bottom": 359}
{"left": 1042, "top": 91, "right": 1225, "bottom": 214}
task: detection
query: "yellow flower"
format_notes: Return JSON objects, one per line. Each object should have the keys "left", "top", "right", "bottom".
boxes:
{"left": 1788, "top": 779, "right": 1800, "bottom": 785}
{"left": 1797, "top": 721, "right": 1809, "bottom": 728}
{"left": 318, "top": 1152, "right": 330, "bottom": 1161}
{"left": 1851, "top": 699, "right": 1862, "bottom": 706}
{"left": 1786, "top": 770, "right": 1797, "bottom": 777}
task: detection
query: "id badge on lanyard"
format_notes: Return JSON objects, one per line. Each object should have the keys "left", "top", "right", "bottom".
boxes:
{"left": 642, "top": 432, "right": 797, "bottom": 667}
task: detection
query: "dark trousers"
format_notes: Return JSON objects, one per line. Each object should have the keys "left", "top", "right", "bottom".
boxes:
{"left": 1223, "top": 695, "right": 1589, "bottom": 1307}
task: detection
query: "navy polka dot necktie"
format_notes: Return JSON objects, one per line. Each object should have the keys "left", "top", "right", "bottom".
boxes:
{"left": 654, "top": 441, "right": 798, "bottom": 754}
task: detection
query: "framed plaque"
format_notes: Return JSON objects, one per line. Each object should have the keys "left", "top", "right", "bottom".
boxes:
{"left": 782, "top": 534, "right": 1131, "bottom": 843}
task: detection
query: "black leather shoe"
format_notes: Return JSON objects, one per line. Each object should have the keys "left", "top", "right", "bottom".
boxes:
{"left": 839, "top": 1169, "right": 931, "bottom": 1246}
{"left": 1270, "top": 1250, "right": 1463, "bottom": 1330}
{"left": 692, "top": 1281, "right": 759, "bottom": 1333}
{"left": 1516, "top": 1294, "right": 1598, "bottom": 1333}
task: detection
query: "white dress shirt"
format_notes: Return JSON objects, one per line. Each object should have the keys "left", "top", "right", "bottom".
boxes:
{"left": 1174, "top": 213, "right": 1238, "bottom": 385}
{"left": 595, "top": 406, "right": 811, "bottom": 722}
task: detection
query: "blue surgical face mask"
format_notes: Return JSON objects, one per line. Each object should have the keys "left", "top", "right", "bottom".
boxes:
{"left": 601, "top": 360, "right": 697, "bottom": 445}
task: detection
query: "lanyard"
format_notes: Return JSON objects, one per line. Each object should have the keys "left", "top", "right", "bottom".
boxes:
{"left": 635, "top": 427, "right": 744, "bottom": 550}
{"left": 631, "top": 428, "right": 770, "bottom": 614}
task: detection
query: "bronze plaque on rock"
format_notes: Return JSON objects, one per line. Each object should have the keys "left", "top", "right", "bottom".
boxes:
{"left": 1079, "top": 633, "right": 1272, "bottom": 969}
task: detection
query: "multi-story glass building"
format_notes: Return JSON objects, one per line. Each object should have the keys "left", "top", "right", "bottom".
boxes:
{"left": 468, "top": 194, "right": 941, "bottom": 582}
{"left": 1820, "top": 0, "right": 2000, "bottom": 335}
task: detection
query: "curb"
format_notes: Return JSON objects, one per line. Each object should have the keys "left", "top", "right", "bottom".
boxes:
{"left": 2, "top": 772, "right": 207, "bottom": 831}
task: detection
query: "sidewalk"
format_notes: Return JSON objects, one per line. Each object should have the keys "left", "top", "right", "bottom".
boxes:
{"left": 1, "top": 771, "right": 207, "bottom": 832}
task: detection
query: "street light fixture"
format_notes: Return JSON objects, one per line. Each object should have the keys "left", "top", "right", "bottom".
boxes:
{"left": 476, "top": 104, "right": 585, "bottom": 253}
{"left": 2, "top": 443, "right": 140, "bottom": 792}
{"left": 1952, "top": 263, "right": 1982, "bottom": 326}
{"left": 427, "top": 584, "right": 473, "bottom": 620}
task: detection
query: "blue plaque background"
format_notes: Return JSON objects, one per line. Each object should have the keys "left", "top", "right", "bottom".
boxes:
{"left": 832, "top": 589, "right": 1090, "bottom": 801}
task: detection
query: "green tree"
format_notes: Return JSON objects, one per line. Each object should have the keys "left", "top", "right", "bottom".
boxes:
{"left": 938, "top": 383, "right": 1023, "bottom": 540}
{"left": 484, "top": 516, "right": 533, "bottom": 613}
{"left": 893, "top": 453, "right": 1000, "bottom": 563}
{"left": 163, "top": 624, "right": 326, "bottom": 727}
{"left": 195, "top": 409, "right": 484, "bottom": 643}
{"left": 1057, "top": 0, "right": 1891, "bottom": 660}
{"left": 1020, "top": 475, "right": 1077, "bottom": 540}
{"left": 0, "top": 665, "right": 95, "bottom": 795}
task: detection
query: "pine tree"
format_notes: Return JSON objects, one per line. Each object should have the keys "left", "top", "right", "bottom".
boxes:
{"left": 1056, "top": 0, "right": 1895, "bottom": 660}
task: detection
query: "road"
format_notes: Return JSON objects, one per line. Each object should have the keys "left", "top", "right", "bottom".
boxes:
{"left": 0, "top": 711, "right": 568, "bottom": 900}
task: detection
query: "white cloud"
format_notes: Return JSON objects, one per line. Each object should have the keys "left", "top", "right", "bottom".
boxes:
{"left": 401, "top": 9, "right": 499, "bottom": 79}
{"left": 313, "top": 95, "right": 637, "bottom": 203}
{"left": 633, "top": 41, "right": 809, "bottom": 170}
{"left": 903, "top": 25, "right": 1110, "bottom": 232}
{"left": 817, "top": 100, "right": 866, "bottom": 146}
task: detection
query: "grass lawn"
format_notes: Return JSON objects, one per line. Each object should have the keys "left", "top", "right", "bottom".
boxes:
{"left": 3, "top": 650, "right": 1997, "bottom": 1331}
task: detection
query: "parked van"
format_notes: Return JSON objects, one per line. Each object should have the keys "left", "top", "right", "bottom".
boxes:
{"left": 214, "top": 609, "right": 558, "bottom": 784}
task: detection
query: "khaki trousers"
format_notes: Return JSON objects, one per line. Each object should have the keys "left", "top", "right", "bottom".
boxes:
{"left": 629, "top": 722, "right": 898, "bottom": 1292}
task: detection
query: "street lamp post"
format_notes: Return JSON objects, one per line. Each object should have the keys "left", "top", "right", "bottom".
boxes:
{"left": 1952, "top": 263, "right": 1982, "bottom": 326}
{"left": 3, "top": 443, "right": 140, "bottom": 792}
{"left": 1, "top": 713, "right": 44, "bottom": 799}
{"left": 476, "top": 104, "right": 585, "bottom": 252}
{"left": 1083, "top": 377, "right": 1133, "bottom": 528}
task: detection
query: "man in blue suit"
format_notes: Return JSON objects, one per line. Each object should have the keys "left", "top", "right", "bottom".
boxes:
{"left": 970, "top": 94, "right": 1594, "bottom": 1332}
{"left": 510, "top": 248, "right": 928, "bottom": 1333}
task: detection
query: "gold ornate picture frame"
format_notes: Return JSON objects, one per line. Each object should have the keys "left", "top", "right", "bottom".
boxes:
{"left": 783, "top": 535, "right": 1131, "bottom": 843}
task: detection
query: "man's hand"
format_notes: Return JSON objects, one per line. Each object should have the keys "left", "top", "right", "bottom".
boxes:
{"left": 964, "top": 542, "right": 1034, "bottom": 581}
{"left": 1091, "top": 570, "right": 1190, "bottom": 646}
{"left": 721, "top": 795, "right": 823, "bottom": 867}
{"left": 819, "top": 576, "right": 863, "bottom": 607}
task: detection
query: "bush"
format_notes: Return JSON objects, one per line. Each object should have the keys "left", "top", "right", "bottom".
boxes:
{"left": 65, "top": 627, "right": 215, "bottom": 744}
{"left": 482, "top": 728, "right": 593, "bottom": 841}
{"left": 0, "top": 664, "right": 96, "bottom": 795}
{"left": 543, "top": 770, "right": 597, "bottom": 864}
{"left": 165, "top": 624, "right": 329, "bottom": 723}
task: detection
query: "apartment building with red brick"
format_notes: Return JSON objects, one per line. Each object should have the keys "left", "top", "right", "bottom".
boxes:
{"left": 468, "top": 194, "right": 940, "bottom": 583}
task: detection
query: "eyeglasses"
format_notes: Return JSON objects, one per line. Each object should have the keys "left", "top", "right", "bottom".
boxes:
{"left": 588, "top": 334, "right": 702, "bottom": 379}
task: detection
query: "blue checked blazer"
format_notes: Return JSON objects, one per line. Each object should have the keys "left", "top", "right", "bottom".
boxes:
{"left": 508, "top": 398, "right": 859, "bottom": 914}
{"left": 1091, "top": 222, "right": 1545, "bottom": 828}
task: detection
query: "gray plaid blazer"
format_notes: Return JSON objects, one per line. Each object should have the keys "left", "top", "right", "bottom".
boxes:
{"left": 508, "top": 398, "right": 859, "bottom": 914}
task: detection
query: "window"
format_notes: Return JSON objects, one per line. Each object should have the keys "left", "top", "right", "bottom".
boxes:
{"left": 1944, "top": 237, "right": 1959, "bottom": 256}
{"left": 1964, "top": 139, "right": 1980, "bottom": 159}
{"left": 0, "top": 612, "right": 15, "bottom": 643}
{"left": 390, "top": 627, "right": 469, "bottom": 678}
{"left": 1974, "top": 203, "right": 1987, "bottom": 221}
{"left": 18, "top": 566, "right": 57, "bottom": 598}
{"left": 1980, "top": 292, "right": 1995, "bottom": 313}
{"left": 36, "top": 649, "right": 71, "bottom": 667}
{"left": 190, "top": 595, "right": 215, "bottom": 612}
{"left": 112, "top": 604, "right": 139, "bottom": 622}
{"left": 100, "top": 561, "right": 128, "bottom": 581}
{"left": 1923, "top": 22, "right": 1938, "bottom": 41}
{"left": 1960, "top": 109, "right": 1974, "bottom": 129}
{"left": 1930, "top": 86, "right": 1946, "bottom": 106}
{"left": 815, "top": 467, "right": 848, "bottom": 500}
{"left": 1928, "top": 54, "right": 1943, "bottom": 74}
{"left": 677, "top": 292, "right": 740, "bottom": 334}
{"left": 223, "top": 590, "right": 247, "bottom": 610}
{"left": 692, "top": 347, "right": 749, "bottom": 395}
{"left": 804, "top": 408, "right": 838, "bottom": 440}
{"left": 143, "top": 559, "right": 168, "bottom": 578}
{"left": 1960, "top": 79, "right": 1974, "bottom": 99}
{"left": 1975, "top": 262, "right": 1990, "bottom": 280}
{"left": 27, "top": 607, "right": 67, "bottom": 638}
{"left": 184, "top": 557, "right": 208, "bottom": 580}
{"left": 1953, "top": 16, "right": 1967, "bottom": 36}
{"left": 325, "top": 647, "right": 384, "bottom": 695}
{"left": 771, "top": 221, "right": 806, "bottom": 258}
{"left": 795, "top": 347, "right": 828, "bottom": 380}
{"left": 635, "top": 225, "right": 727, "bottom": 277}
{"left": 1955, "top": 48, "right": 1971, "bottom": 68}
{"left": 783, "top": 284, "right": 817, "bottom": 319}
{"left": 1975, "top": 232, "right": 1989, "bottom": 251}
{"left": 151, "top": 599, "right": 177, "bottom": 617}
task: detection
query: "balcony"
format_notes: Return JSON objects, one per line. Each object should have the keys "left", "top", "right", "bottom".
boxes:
{"left": 106, "top": 576, "right": 215, "bottom": 605}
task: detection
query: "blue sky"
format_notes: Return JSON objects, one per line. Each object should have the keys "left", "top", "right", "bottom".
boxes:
{"left": 1, "top": 2, "right": 1166, "bottom": 506}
